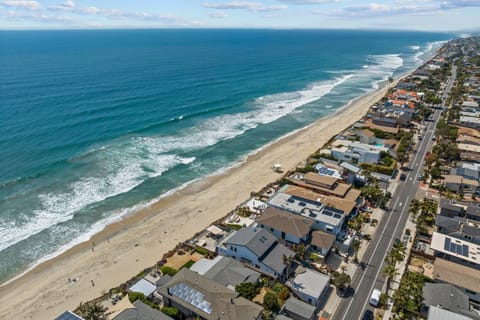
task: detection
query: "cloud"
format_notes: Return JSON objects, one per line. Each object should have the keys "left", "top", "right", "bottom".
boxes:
{"left": 0, "top": 0, "right": 40, "bottom": 10}
{"left": 208, "top": 10, "right": 228, "bottom": 18}
{"left": 277, "top": 0, "right": 339, "bottom": 3}
{"left": 3, "top": 10, "right": 74, "bottom": 22}
{"left": 63, "top": 0, "right": 75, "bottom": 8}
{"left": 202, "top": 1, "right": 287, "bottom": 12}
{"left": 320, "top": 0, "right": 480, "bottom": 17}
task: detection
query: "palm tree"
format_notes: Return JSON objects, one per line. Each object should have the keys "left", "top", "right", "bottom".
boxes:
{"left": 409, "top": 199, "right": 421, "bottom": 222}
{"left": 383, "top": 262, "right": 398, "bottom": 294}
{"left": 352, "top": 240, "right": 361, "bottom": 263}
{"left": 76, "top": 301, "right": 107, "bottom": 320}
{"left": 283, "top": 254, "right": 294, "bottom": 279}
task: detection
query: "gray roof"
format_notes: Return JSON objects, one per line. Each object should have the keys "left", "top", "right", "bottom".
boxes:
{"left": 423, "top": 283, "right": 470, "bottom": 313}
{"left": 463, "top": 224, "right": 480, "bottom": 238}
{"left": 256, "top": 206, "right": 314, "bottom": 238}
{"left": 224, "top": 227, "right": 276, "bottom": 258}
{"left": 427, "top": 306, "right": 474, "bottom": 320}
{"left": 202, "top": 256, "right": 260, "bottom": 289}
{"left": 451, "top": 167, "right": 480, "bottom": 180}
{"left": 276, "top": 316, "right": 294, "bottom": 320}
{"left": 261, "top": 242, "right": 295, "bottom": 274}
{"left": 283, "top": 297, "right": 316, "bottom": 320}
{"left": 465, "top": 202, "right": 480, "bottom": 218}
{"left": 129, "top": 278, "right": 157, "bottom": 297}
{"left": 113, "top": 300, "right": 174, "bottom": 320}
{"left": 55, "top": 311, "right": 85, "bottom": 320}
{"left": 436, "top": 215, "right": 462, "bottom": 233}
{"left": 340, "top": 161, "right": 361, "bottom": 173}
{"left": 158, "top": 268, "right": 263, "bottom": 320}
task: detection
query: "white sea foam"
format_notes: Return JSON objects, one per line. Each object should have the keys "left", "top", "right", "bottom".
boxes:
{"left": 0, "top": 153, "right": 195, "bottom": 252}
{"left": 0, "top": 74, "right": 352, "bottom": 254}
{"left": 409, "top": 45, "right": 421, "bottom": 51}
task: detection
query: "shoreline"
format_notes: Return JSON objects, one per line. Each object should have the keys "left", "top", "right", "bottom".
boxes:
{"left": 0, "top": 75, "right": 400, "bottom": 320}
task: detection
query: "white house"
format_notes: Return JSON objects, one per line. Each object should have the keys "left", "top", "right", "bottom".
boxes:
{"left": 268, "top": 189, "right": 345, "bottom": 236}
{"left": 216, "top": 227, "right": 295, "bottom": 279}
{"left": 287, "top": 267, "right": 330, "bottom": 307}
{"left": 331, "top": 140, "right": 383, "bottom": 164}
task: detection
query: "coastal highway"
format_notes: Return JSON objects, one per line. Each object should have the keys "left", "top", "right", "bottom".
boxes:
{"left": 333, "top": 69, "right": 457, "bottom": 320}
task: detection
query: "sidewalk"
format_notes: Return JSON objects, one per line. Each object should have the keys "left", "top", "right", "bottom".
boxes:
{"left": 381, "top": 202, "right": 418, "bottom": 320}
{"left": 320, "top": 181, "right": 399, "bottom": 318}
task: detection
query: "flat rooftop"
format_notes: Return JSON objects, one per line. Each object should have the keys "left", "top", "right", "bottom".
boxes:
{"left": 283, "top": 185, "right": 357, "bottom": 216}
{"left": 268, "top": 190, "right": 344, "bottom": 227}
{"left": 289, "top": 173, "right": 351, "bottom": 198}
{"left": 433, "top": 258, "right": 480, "bottom": 293}
{"left": 431, "top": 232, "right": 480, "bottom": 265}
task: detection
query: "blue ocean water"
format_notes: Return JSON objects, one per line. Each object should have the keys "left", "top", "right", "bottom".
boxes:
{"left": 0, "top": 29, "right": 450, "bottom": 283}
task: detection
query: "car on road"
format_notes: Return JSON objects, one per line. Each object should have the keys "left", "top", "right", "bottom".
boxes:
{"left": 417, "top": 174, "right": 423, "bottom": 181}
{"left": 369, "top": 289, "right": 381, "bottom": 307}
{"left": 400, "top": 173, "right": 407, "bottom": 181}
{"left": 363, "top": 310, "right": 374, "bottom": 320}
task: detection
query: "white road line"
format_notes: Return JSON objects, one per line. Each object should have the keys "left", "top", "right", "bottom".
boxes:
{"left": 339, "top": 193, "right": 404, "bottom": 320}
{"left": 358, "top": 195, "right": 410, "bottom": 316}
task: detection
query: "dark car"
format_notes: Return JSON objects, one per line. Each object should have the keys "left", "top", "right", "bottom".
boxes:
{"left": 363, "top": 309, "right": 374, "bottom": 320}
{"left": 400, "top": 173, "right": 407, "bottom": 181}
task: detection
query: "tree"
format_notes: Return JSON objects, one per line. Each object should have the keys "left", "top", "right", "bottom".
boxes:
{"left": 263, "top": 292, "right": 280, "bottom": 312}
{"left": 161, "top": 306, "right": 179, "bottom": 319}
{"left": 76, "top": 301, "right": 107, "bottom": 320}
{"left": 235, "top": 282, "right": 258, "bottom": 300}
{"left": 352, "top": 240, "right": 361, "bottom": 263}
{"left": 409, "top": 198, "right": 421, "bottom": 222}
{"left": 332, "top": 271, "right": 351, "bottom": 295}
{"left": 383, "top": 262, "right": 398, "bottom": 294}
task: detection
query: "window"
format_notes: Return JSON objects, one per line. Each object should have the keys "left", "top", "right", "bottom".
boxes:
{"left": 326, "top": 226, "right": 334, "bottom": 233}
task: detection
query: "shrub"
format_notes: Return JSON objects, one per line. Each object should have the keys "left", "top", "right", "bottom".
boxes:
{"left": 128, "top": 291, "right": 146, "bottom": 303}
{"left": 235, "top": 282, "right": 258, "bottom": 300}
{"left": 161, "top": 306, "right": 179, "bottom": 319}
{"left": 161, "top": 266, "right": 178, "bottom": 276}
{"left": 194, "top": 246, "right": 209, "bottom": 256}
{"left": 181, "top": 260, "right": 196, "bottom": 269}
{"left": 226, "top": 223, "right": 242, "bottom": 230}
{"left": 271, "top": 282, "right": 289, "bottom": 300}
{"left": 263, "top": 292, "right": 280, "bottom": 312}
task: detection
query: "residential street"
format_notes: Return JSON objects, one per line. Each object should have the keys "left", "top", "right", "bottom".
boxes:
{"left": 333, "top": 67, "right": 457, "bottom": 320}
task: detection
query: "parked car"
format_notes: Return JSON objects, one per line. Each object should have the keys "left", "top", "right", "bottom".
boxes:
{"left": 363, "top": 310, "right": 374, "bottom": 320}
{"left": 361, "top": 206, "right": 373, "bottom": 213}
{"left": 400, "top": 173, "right": 407, "bottom": 181}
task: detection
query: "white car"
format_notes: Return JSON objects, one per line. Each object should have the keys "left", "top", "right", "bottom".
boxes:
{"left": 361, "top": 206, "right": 373, "bottom": 213}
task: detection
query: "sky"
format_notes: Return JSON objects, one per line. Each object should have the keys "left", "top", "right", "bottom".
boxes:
{"left": 0, "top": 0, "right": 479, "bottom": 31}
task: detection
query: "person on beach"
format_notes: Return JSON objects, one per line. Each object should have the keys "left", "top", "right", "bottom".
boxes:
{"left": 91, "top": 280, "right": 95, "bottom": 287}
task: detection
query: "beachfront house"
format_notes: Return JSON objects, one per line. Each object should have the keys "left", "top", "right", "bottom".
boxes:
{"left": 256, "top": 206, "right": 314, "bottom": 245}
{"left": 330, "top": 140, "right": 383, "bottom": 164}
{"left": 189, "top": 255, "right": 260, "bottom": 289}
{"left": 112, "top": 300, "right": 174, "bottom": 320}
{"left": 267, "top": 186, "right": 345, "bottom": 236}
{"left": 216, "top": 226, "right": 295, "bottom": 279}
{"left": 158, "top": 268, "right": 263, "bottom": 320}
{"left": 287, "top": 267, "right": 330, "bottom": 307}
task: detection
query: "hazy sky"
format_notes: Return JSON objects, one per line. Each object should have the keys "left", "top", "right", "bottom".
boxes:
{"left": 0, "top": 0, "right": 478, "bottom": 31}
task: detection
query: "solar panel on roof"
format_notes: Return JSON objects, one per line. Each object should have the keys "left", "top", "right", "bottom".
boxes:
{"left": 444, "top": 237, "right": 470, "bottom": 257}
{"left": 170, "top": 283, "right": 213, "bottom": 314}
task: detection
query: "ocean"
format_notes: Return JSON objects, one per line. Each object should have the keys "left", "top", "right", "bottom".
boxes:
{"left": 0, "top": 29, "right": 451, "bottom": 283}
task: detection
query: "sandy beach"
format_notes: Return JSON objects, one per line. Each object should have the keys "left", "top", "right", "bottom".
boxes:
{"left": 0, "top": 80, "right": 395, "bottom": 320}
